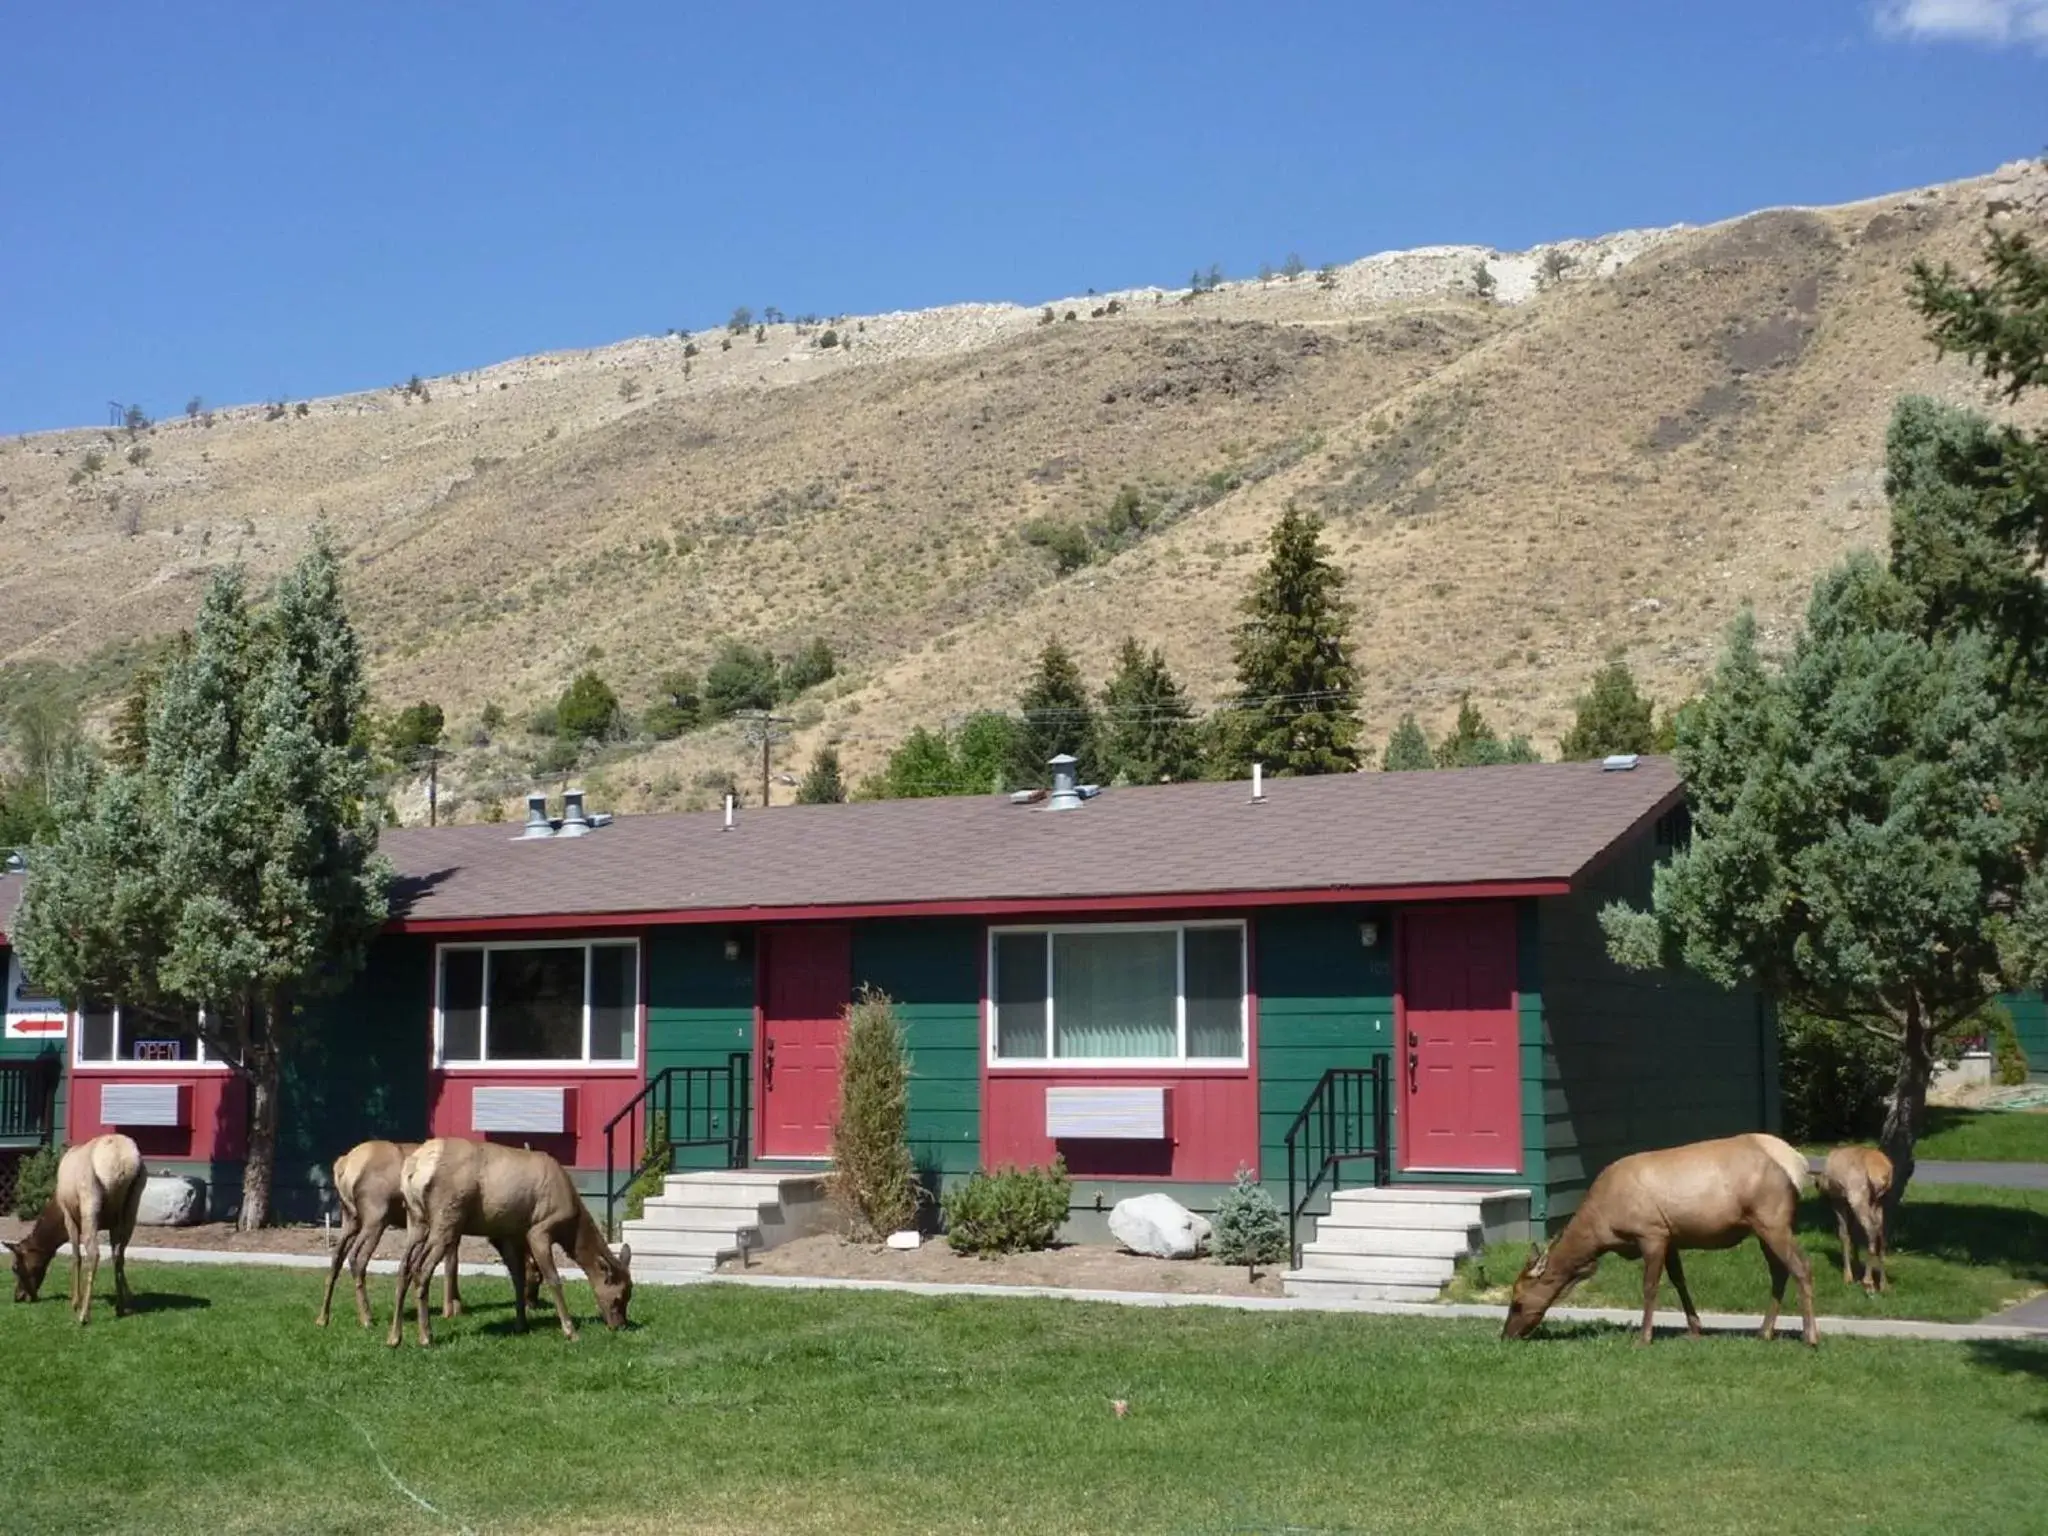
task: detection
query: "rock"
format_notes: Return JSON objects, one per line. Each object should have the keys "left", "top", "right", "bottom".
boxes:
{"left": 135, "top": 1175, "right": 205, "bottom": 1227}
{"left": 886, "top": 1230, "right": 921, "bottom": 1251}
{"left": 1109, "top": 1193, "right": 1213, "bottom": 1259}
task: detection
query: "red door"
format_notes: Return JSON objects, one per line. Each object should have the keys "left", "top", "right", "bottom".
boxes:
{"left": 1399, "top": 905, "right": 1521, "bottom": 1172}
{"left": 759, "top": 925, "right": 851, "bottom": 1158}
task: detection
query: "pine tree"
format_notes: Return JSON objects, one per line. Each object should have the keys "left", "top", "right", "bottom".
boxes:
{"left": 1212, "top": 1164, "right": 1287, "bottom": 1278}
{"left": 1559, "top": 658, "right": 1656, "bottom": 760}
{"left": 830, "top": 987, "right": 920, "bottom": 1241}
{"left": 797, "top": 747, "right": 847, "bottom": 804}
{"left": 1227, "top": 507, "right": 1362, "bottom": 776}
{"left": 1380, "top": 713, "right": 1434, "bottom": 771}
{"left": 1098, "top": 637, "right": 1200, "bottom": 785}
{"left": 556, "top": 670, "right": 620, "bottom": 741}
{"left": 14, "top": 542, "right": 389, "bottom": 1229}
{"left": 1011, "top": 640, "right": 1098, "bottom": 787}
{"left": 1434, "top": 695, "right": 1539, "bottom": 767}
{"left": 953, "top": 711, "right": 1017, "bottom": 793}
{"left": 870, "top": 727, "right": 960, "bottom": 799}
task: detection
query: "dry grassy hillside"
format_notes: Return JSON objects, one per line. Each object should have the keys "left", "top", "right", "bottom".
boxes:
{"left": 2, "top": 159, "right": 2043, "bottom": 819}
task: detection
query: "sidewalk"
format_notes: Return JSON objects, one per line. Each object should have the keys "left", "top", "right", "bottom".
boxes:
{"left": 1912, "top": 1160, "right": 2048, "bottom": 1190}
{"left": 117, "top": 1244, "right": 2048, "bottom": 1343}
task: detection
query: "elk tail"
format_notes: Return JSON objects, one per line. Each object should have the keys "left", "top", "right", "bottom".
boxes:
{"left": 1752, "top": 1134, "right": 1814, "bottom": 1196}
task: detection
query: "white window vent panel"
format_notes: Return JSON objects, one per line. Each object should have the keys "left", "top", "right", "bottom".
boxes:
{"left": 1045, "top": 1085, "right": 1171, "bottom": 1141}
{"left": 471, "top": 1085, "right": 574, "bottom": 1135}
{"left": 99, "top": 1082, "right": 187, "bottom": 1128}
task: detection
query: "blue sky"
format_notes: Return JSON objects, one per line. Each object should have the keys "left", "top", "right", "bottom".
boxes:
{"left": 2, "top": 1, "right": 2042, "bottom": 433}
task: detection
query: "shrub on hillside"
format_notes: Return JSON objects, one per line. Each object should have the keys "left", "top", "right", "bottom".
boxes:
{"left": 1022, "top": 518, "right": 1092, "bottom": 574}
{"left": 942, "top": 1160, "right": 1070, "bottom": 1255}
{"left": 1212, "top": 1164, "right": 1287, "bottom": 1278}
{"left": 780, "top": 637, "right": 837, "bottom": 695}
{"left": 703, "top": 642, "right": 780, "bottom": 718}
{"left": 556, "top": 670, "right": 620, "bottom": 741}
{"left": 830, "top": 988, "right": 921, "bottom": 1241}
{"left": 12, "top": 1143, "right": 61, "bottom": 1219}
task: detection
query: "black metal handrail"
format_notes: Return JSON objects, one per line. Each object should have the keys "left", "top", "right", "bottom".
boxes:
{"left": 0, "top": 1057, "right": 60, "bottom": 1145}
{"left": 1283, "top": 1056, "right": 1392, "bottom": 1266}
{"left": 602, "top": 1054, "right": 751, "bottom": 1235}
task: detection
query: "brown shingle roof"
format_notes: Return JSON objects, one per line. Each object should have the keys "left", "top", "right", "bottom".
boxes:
{"left": 378, "top": 758, "right": 1681, "bottom": 926}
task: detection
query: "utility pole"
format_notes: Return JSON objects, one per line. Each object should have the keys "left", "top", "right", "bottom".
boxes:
{"left": 427, "top": 747, "right": 441, "bottom": 827}
{"left": 737, "top": 710, "right": 793, "bottom": 808}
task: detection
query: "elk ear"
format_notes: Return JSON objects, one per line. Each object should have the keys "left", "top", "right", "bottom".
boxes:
{"left": 1525, "top": 1242, "right": 1549, "bottom": 1279}
{"left": 614, "top": 1243, "right": 631, "bottom": 1272}
{"left": 2, "top": 1240, "right": 17, "bottom": 1255}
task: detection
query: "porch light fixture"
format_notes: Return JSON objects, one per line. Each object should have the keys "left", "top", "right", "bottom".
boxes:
{"left": 723, "top": 935, "right": 742, "bottom": 962}
{"left": 1358, "top": 920, "right": 1379, "bottom": 949}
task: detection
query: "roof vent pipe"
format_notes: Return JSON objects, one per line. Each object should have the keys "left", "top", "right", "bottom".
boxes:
{"left": 520, "top": 792, "right": 555, "bottom": 839}
{"left": 1251, "top": 762, "right": 1265, "bottom": 802}
{"left": 1601, "top": 754, "right": 1640, "bottom": 772}
{"left": 558, "top": 789, "right": 591, "bottom": 837}
{"left": 723, "top": 792, "right": 736, "bottom": 831}
{"left": 1047, "top": 754, "right": 1082, "bottom": 811}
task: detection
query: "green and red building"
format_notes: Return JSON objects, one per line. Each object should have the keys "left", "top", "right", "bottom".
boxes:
{"left": 4, "top": 757, "right": 1822, "bottom": 1231}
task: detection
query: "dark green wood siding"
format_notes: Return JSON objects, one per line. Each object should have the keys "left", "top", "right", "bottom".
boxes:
{"left": 852, "top": 920, "right": 982, "bottom": 1179}
{"left": 0, "top": 942, "right": 67, "bottom": 1145}
{"left": 1254, "top": 906, "right": 1394, "bottom": 1192}
{"left": 1534, "top": 824, "right": 1772, "bottom": 1231}
{"left": 2005, "top": 990, "right": 2047, "bottom": 1078}
{"left": 644, "top": 926, "right": 757, "bottom": 1171}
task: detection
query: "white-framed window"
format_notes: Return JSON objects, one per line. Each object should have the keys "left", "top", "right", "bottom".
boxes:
{"left": 988, "top": 921, "right": 1248, "bottom": 1067}
{"left": 434, "top": 940, "right": 640, "bottom": 1068}
{"left": 73, "top": 1004, "right": 220, "bottom": 1070}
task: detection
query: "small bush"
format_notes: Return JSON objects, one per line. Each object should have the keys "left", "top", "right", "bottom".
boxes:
{"left": 1984, "top": 1003, "right": 2030, "bottom": 1087}
{"left": 556, "top": 669, "right": 620, "bottom": 741}
{"left": 12, "top": 1144, "right": 61, "bottom": 1218}
{"left": 80, "top": 449, "right": 106, "bottom": 476}
{"left": 830, "top": 988, "right": 920, "bottom": 1241}
{"left": 1212, "top": 1164, "right": 1287, "bottom": 1277}
{"left": 1022, "top": 518, "right": 1092, "bottom": 574}
{"left": 620, "top": 1117, "right": 671, "bottom": 1229}
{"left": 780, "top": 637, "right": 836, "bottom": 695}
{"left": 479, "top": 700, "right": 506, "bottom": 732}
{"left": 818, "top": 329, "right": 840, "bottom": 349}
{"left": 126, "top": 445, "right": 151, "bottom": 467}
{"left": 942, "top": 1160, "right": 1070, "bottom": 1255}
{"left": 1779, "top": 1010, "right": 1891, "bottom": 1143}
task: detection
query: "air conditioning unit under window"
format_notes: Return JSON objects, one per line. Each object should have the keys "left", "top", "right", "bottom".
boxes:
{"left": 471, "top": 1085, "right": 575, "bottom": 1135}
{"left": 1045, "top": 1085, "right": 1172, "bottom": 1141}
{"left": 99, "top": 1082, "right": 188, "bottom": 1129}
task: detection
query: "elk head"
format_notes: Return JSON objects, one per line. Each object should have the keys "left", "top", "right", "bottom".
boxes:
{"left": 5, "top": 1237, "right": 54, "bottom": 1304}
{"left": 1501, "top": 1241, "right": 1592, "bottom": 1340}
{"left": 591, "top": 1243, "right": 633, "bottom": 1330}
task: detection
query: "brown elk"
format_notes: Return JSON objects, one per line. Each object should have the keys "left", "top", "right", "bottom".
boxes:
{"left": 1502, "top": 1132, "right": 1818, "bottom": 1348}
{"left": 1814, "top": 1145, "right": 1893, "bottom": 1294}
{"left": 316, "top": 1138, "right": 533, "bottom": 1328}
{"left": 5, "top": 1133, "right": 147, "bottom": 1324}
{"left": 386, "top": 1137, "right": 632, "bottom": 1348}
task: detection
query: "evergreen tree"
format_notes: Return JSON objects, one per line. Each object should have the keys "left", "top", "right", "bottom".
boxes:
{"left": 1011, "top": 641, "right": 1098, "bottom": 787}
{"left": 15, "top": 543, "right": 389, "bottom": 1228}
{"left": 1380, "top": 713, "right": 1434, "bottom": 771}
{"left": 703, "top": 641, "right": 780, "bottom": 719}
{"left": 1602, "top": 561, "right": 2047, "bottom": 1201}
{"left": 1434, "top": 695, "right": 1539, "bottom": 767}
{"left": 109, "top": 635, "right": 191, "bottom": 772}
{"left": 385, "top": 701, "right": 445, "bottom": 759}
{"left": 645, "top": 669, "right": 701, "bottom": 740}
{"left": 1559, "top": 658, "right": 1656, "bottom": 761}
{"left": 797, "top": 746, "right": 847, "bottom": 804}
{"left": 830, "top": 987, "right": 920, "bottom": 1241}
{"left": 1227, "top": 507, "right": 1362, "bottom": 775}
{"left": 1212, "top": 1164, "right": 1288, "bottom": 1278}
{"left": 868, "top": 727, "right": 961, "bottom": 800}
{"left": 555, "top": 670, "right": 620, "bottom": 741}
{"left": 953, "top": 711, "right": 1017, "bottom": 793}
{"left": 780, "top": 637, "right": 837, "bottom": 695}
{"left": 1098, "top": 637, "right": 1200, "bottom": 785}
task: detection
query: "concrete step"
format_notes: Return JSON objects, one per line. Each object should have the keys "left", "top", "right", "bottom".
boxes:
{"left": 618, "top": 1226, "right": 744, "bottom": 1262}
{"left": 657, "top": 1178, "right": 815, "bottom": 1208}
{"left": 1286, "top": 1252, "right": 1455, "bottom": 1286}
{"left": 1315, "top": 1201, "right": 1491, "bottom": 1231}
{"left": 629, "top": 1256, "right": 721, "bottom": 1282}
{"left": 1304, "top": 1224, "right": 1477, "bottom": 1260}
{"left": 634, "top": 1199, "right": 776, "bottom": 1231}
{"left": 1282, "top": 1271, "right": 1445, "bottom": 1303}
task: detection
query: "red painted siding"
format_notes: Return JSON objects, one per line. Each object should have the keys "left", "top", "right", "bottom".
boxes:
{"left": 981, "top": 1069, "right": 1260, "bottom": 1182}
{"left": 69, "top": 1072, "right": 248, "bottom": 1164}
{"left": 425, "top": 1069, "right": 641, "bottom": 1170}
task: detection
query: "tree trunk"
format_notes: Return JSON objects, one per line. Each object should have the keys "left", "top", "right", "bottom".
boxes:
{"left": 239, "top": 1045, "right": 281, "bottom": 1231}
{"left": 1878, "top": 1000, "right": 1934, "bottom": 1214}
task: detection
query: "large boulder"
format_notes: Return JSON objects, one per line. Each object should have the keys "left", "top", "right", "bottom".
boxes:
{"left": 1108, "top": 1193, "right": 1213, "bottom": 1259}
{"left": 135, "top": 1174, "right": 205, "bottom": 1227}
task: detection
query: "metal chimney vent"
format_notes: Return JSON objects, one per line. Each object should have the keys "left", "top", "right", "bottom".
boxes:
{"left": 1047, "top": 754, "right": 1082, "bottom": 811}
{"left": 1601, "top": 754, "right": 1640, "bottom": 773}
{"left": 520, "top": 792, "right": 555, "bottom": 839}
{"left": 558, "top": 789, "right": 591, "bottom": 837}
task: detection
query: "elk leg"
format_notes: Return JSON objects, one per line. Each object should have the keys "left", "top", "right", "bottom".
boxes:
{"left": 442, "top": 1246, "right": 464, "bottom": 1317}
{"left": 415, "top": 1233, "right": 459, "bottom": 1348}
{"left": 1662, "top": 1247, "right": 1703, "bottom": 1337}
{"left": 1868, "top": 1207, "right": 1888, "bottom": 1295}
{"left": 353, "top": 1215, "right": 388, "bottom": 1328}
{"left": 1636, "top": 1241, "right": 1668, "bottom": 1345}
{"left": 1833, "top": 1204, "right": 1859, "bottom": 1288}
{"left": 387, "top": 1232, "right": 427, "bottom": 1348}
{"left": 1759, "top": 1247, "right": 1787, "bottom": 1342}
{"left": 317, "top": 1205, "right": 363, "bottom": 1327}
{"left": 494, "top": 1239, "right": 529, "bottom": 1331}
{"left": 75, "top": 1197, "right": 100, "bottom": 1326}
{"left": 526, "top": 1230, "right": 576, "bottom": 1341}
{"left": 1759, "top": 1225, "right": 1817, "bottom": 1348}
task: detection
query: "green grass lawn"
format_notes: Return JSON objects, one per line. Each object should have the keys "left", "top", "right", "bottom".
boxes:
{"left": 2, "top": 1265, "right": 2045, "bottom": 1535}
{"left": 1449, "top": 1183, "right": 2048, "bottom": 1323}
{"left": 1914, "top": 1106, "right": 2048, "bottom": 1162}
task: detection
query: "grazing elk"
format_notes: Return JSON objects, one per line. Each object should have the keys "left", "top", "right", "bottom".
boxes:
{"left": 1814, "top": 1145, "right": 1893, "bottom": 1294}
{"left": 387, "top": 1137, "right": 633, "bottom": 1348}
{"left": 317, "top": 1138, "right": 534, "bottom": 1328}
{"left": 6, "top": 1133, "right": 148, "bottom": 1324}
{"left": 1502, "top": 1132, "right": 1818, "bottom": 1348}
